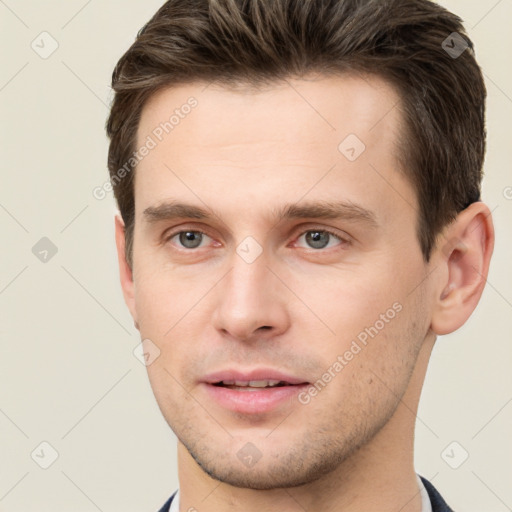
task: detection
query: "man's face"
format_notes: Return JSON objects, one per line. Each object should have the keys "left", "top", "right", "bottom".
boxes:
{"left": 127, "top": 74, "right": 435, "bottom": 488}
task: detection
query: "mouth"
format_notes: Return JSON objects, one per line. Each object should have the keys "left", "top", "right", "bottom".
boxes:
{"left": 212, "top": 379, "right": 298, "bottom": 391}
{"left": 201, "top": 370, "right": 310, "bottom": 414}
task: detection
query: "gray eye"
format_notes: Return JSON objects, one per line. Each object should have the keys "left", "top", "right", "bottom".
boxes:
{"left": 178, "top": 231, "right": 204, "bottom": 249}
{"left": 305, "top": 231, "right": 330, "bottom": 249}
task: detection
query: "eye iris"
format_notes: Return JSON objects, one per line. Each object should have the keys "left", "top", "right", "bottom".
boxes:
{"left": 306, "top": 231, "right": 330, "bottom": 249}
{"left": 179, "top": 231, "right": 203, "bottom": 249}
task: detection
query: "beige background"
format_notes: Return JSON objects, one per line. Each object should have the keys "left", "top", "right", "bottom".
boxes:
{"left": 1, "top": 0, "right": 511, "bottom": 510}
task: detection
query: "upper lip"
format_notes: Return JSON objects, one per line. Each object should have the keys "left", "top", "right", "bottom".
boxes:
{"left": 202, "top": 368, "right": 309, "bottom": 385}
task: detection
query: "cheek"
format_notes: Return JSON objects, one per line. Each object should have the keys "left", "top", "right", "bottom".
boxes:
{"left": 133, "top": 281, "right": 170, "bottom": 337}
{"left": 306, "top": 265, "right": 427, "bottom": 388}
{"left": 132, "top": 258, "right": 204, "bottom": 336}
{"left": 318, "top": 302, "right": 424, "bottom": 422}
{"left": 133, "top": 264, "right": 216, "bottom": 383}
{"left": 301, "top": 267, "right": 401, "bottom": 341}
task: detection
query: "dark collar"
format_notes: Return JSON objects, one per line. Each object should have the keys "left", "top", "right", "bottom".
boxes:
{"left": 157, "top": 490, "right": 176, "bottom": 512}
{"left": 158, "top": 477, "right": 455, "bottom": 512}
{"left": 420, "top": 475, "right": 455, "bottom": 512}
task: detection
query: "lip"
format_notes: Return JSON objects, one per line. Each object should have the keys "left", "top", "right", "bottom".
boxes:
{"left": 202, "top": 368, "right": 308, "bottom": 386}
{"left": 201, "top": 368, "right": 310, "bottom": 415}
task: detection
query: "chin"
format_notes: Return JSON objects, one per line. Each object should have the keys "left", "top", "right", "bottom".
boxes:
{"left": 185, "top": 438, "right": 348, "bottom": 490}
{"left": 197, "top": 462, "right": 319, "bottom": 490}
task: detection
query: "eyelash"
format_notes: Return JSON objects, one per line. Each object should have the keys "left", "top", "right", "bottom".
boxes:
{"left": 164, "top": 227, "right": 351, "bottom": 251}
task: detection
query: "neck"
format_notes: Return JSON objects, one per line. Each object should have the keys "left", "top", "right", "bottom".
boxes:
{"left": 176, "top": 334, "right": 436, "bottom": 512}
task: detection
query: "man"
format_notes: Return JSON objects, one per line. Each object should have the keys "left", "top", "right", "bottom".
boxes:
{"left": 105, "top": 0, "right": 494, "bottom": 510}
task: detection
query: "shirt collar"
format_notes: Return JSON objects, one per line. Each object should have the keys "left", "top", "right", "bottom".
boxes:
{"left": 169, "top": 474, "right": 432, "bottom": 512}
{"left": 417, "top": 474, "right": 433, "bottom": 512}
{"left": 168, "top": 489, "right": 179, "bottom": 512}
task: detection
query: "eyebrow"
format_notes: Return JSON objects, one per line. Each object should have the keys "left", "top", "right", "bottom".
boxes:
{"left": 143, "top": 199, "right": 378, "bottom": 228}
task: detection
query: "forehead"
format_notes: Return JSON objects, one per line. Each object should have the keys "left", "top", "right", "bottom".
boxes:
{"left": 138, "top": 73, "right": 403, "bottom": 156}
{"left": 134, "top": 74, "right": 414, "bottom": 232}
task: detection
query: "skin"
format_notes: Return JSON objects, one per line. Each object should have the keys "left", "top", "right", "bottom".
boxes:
{"left": 115, "top": 74, "right": 494, "bottom": 512}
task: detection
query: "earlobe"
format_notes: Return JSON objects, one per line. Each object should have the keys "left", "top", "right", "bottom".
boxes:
{"left": 114, "top": 215, "right": 138, "bottom": 326}
{"left": 430, "top": 202, "right": 494, "bottom": 335}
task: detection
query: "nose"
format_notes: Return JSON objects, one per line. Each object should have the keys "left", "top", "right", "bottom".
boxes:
{"left": 212, "top": 251, "right": 290, "bottom": 343}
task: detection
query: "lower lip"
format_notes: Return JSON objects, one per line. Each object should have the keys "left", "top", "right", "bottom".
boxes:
{"left": 202, "top": 383, "right": 309, "bottom": 414}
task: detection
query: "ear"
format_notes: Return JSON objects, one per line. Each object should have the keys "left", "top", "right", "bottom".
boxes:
{"left": 114, "top": 215, "right": 138, "bottom": 329}
{"left": 430, "top": 202, "right": 494, "bottom": 335}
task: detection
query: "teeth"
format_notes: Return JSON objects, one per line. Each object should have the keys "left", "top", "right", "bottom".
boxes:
{"left": 222, "top": 379, "right": 283, "bottom": 387}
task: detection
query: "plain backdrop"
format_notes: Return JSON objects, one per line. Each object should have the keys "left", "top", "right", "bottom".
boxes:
{"left": 1, "top": 1, "right": 511, "bottom": 511}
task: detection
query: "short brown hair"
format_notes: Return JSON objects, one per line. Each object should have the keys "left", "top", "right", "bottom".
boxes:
{"left": 106, "top": 0, "right": 486, "bottom": 265}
